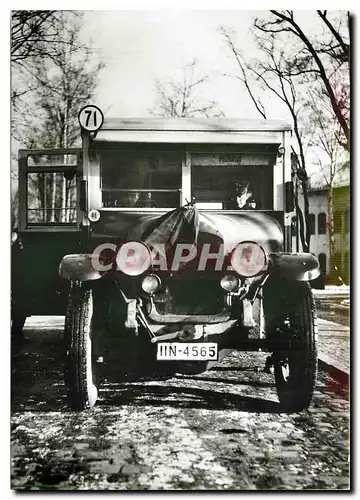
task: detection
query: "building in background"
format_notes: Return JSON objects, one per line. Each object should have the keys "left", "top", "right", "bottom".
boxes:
{"left": 292, "top": 168, "right": 350, "bottom": 286}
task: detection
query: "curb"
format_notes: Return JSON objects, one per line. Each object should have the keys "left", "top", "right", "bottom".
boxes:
{"left": 315, "top": 302, "right": 350, "bottom": 312}
{"left": 318, "top": 354, "right": 349, "bottom": 387}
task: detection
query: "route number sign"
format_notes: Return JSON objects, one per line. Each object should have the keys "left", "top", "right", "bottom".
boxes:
{"left": 78, "top": 105, "right": 104, "bottom": 132}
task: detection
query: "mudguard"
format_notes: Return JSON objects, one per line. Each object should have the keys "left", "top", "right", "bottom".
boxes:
{"left": 268, "top": 252, "right": 320, "bottom": 281}
{"left": 59, "top": 254, "right": 102, "bottom": 282}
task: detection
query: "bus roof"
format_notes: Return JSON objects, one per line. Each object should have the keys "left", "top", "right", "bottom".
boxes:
{"left": 100, "top": 117, "right": 292, "bottom": 132}
{"left": 92, "top": 118, "right": 292, "bottom": 145}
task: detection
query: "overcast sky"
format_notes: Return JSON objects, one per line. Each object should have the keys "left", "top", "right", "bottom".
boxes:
{"left": 9, "top": 8, "right": 350, "bottom": 186}
{"left": 81, "top": 9, "right": 292, "bottom": 121}
{"left": 76, "top": 8, "right": 350, "bottom": 185}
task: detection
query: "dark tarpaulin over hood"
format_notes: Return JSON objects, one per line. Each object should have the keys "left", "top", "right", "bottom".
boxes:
{"left": 142, "top": 205, "right": 198, "bottom": 248}
{"left": 140, "top": 204, "right": 222, "bottom": 250}
{"left": 92, "top": 206, "right": 283, "bottom": 264}
{"left": 140, "top": 205, "right": 224, "bottom": 271}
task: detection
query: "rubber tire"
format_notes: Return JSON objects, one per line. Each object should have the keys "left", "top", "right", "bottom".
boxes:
{"left": 274, "top": 282, "right": 318, "bottom": 413}
{"left": 64, "top": 284, "right": 98, "bottom": 410}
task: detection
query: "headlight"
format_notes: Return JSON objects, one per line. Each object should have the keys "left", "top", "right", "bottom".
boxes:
{"left": 116, "top": 241, "right": 151, "bottom": 276}
{"left": 141, "top": 274, "right": 161, "bottom": 294}
{"left": 220, "top": 274, "right": 239, "bottom": 292}
{"left": 230, "top": 242, "right": 267, "bottom": 277}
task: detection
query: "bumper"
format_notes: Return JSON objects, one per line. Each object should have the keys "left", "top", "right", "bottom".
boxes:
{"left": 148, "top": 302, "right": 232, "bottom": 324}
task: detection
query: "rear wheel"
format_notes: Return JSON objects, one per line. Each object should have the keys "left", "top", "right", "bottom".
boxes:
{"left": 64, "top": 283, "right": 98, "bottom": 410}
{"left": 273, "top": 282, "right": 317, "bottom": 412}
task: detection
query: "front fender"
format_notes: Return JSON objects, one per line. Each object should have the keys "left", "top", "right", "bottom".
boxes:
{"left": 58, "top": 254, "right": 102, "bottom": 282}
{"left": 268, "top": 252, "right": 320, "bottom": 281}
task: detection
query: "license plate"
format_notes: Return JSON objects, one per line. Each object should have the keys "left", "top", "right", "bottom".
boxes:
{"left": 156, "top": 342, "right": 218, "bottom": 361}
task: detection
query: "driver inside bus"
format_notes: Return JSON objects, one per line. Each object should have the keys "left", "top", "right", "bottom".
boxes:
{"left": 226, "top": 182, "right": 257, "bottom": 210}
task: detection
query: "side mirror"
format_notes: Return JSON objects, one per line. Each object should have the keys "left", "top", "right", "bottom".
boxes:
{"left": 79, "top": 180, "right": 87, "bottom": 212}
{"left": 285, "top": 181, "right": 294, "bottom": 212}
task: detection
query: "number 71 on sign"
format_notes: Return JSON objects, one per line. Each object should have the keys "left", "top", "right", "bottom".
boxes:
{"left": 78, "top": 105, "right": 104, "bottom": 132}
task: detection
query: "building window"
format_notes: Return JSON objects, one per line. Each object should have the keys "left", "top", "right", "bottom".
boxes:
{"left": 333, "top": 211, "right": 342, "bottom": 234}
{"left": 308, "top": 213, "right": 315, "bottom": 235}
{"left": 291, "top": 215, "right": 297, "bottom": 237}
{"left": 318, "top": 213, "right": 326, "bottom": 235}
{"left": 318, "top": 253, "right": 327, "bottom": 274}
{"left": 345, "top": 209, "right": 350, "bottom": 233}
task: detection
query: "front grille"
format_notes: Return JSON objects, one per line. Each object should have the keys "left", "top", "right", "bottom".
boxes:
{"left": 153, "top": 278, "right": 225, "bottom": 315}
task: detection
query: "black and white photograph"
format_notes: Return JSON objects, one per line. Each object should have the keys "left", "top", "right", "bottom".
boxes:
{"left": 10, "top": 5, "right": 350, "bottom": 491}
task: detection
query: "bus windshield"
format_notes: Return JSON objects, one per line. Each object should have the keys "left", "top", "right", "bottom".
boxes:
{"left": 99, "top": 148, "right": 274, "bottom": 210}
{"left": 100, "top": 149, "right": 182, "bottom": 208}
{"left": 191, "top": 152, "right": 274, "bottom": 210}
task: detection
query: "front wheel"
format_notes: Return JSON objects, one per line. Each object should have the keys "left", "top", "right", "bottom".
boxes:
{"left": 64, "top": 284, "right": 98, "bottom": 410}
{"left": 273, "top": 282, "right": 318, "bottom": 412}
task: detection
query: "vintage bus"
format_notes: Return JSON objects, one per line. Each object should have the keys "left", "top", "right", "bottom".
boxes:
{"left": 12, "top": 112, "right": 320, "bottom": 412}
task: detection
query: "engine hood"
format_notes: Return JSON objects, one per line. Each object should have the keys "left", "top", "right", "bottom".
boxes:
{"left": 91, "top": 206, "right": 283, "bottom": 258}
{"left": 196, "top": 211, "right": 283, "bottom": 255}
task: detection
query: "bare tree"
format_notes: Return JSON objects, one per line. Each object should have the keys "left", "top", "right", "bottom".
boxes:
{"left": 12, "top": 10, "right": 57, "bottom": 63}
{"left": 11, "top": 10, "right": 82, "bottom": 104}
{"left": 221, "top": 27, "right": 311, "bottom": 251}
{"left": 14, "top": 12, "right": 103, "bottom": 148}
{"left": 12, "top": 12, "right": 104, "bottom": 224}
{"left": 150, "top": 59, "right": 224, "bottom": 118}
{"left": 254, "top": 10, "right": 350, "bottom": 150}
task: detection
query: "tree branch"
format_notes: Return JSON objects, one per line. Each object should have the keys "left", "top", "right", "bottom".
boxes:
{"left": 221, "top": 30, "right": 267, "bottom": 119}
{"left": 268, "top": 10, "right": 349, "bottom": 149}
{"left": 317, "top": 10, "right": 349, "bottom": 59}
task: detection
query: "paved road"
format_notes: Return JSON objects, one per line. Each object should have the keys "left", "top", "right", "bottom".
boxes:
{"left": 11, "top": 317, "right": 350, "bottom": 491}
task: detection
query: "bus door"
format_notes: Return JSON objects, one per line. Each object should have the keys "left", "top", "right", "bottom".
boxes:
{"left": 14, "top": 148, "right": 83, "bottom": 315}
